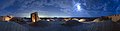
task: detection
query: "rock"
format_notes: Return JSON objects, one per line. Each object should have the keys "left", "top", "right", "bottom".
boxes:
{"left": 62, "top": 20, "right": 82, "bottom": 26}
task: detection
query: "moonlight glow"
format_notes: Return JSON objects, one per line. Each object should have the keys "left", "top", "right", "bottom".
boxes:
{"left": 76, "top": 3, "right": 82, "bottom": 11}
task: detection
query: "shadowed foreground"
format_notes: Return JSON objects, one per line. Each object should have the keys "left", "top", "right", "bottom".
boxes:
{"left": 0, "top": 20, "right": 120, "bottom": 31}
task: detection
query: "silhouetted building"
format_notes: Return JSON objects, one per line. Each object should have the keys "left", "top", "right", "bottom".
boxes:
{"left": 31, "top": 12, "right": 39, "bottom": 22}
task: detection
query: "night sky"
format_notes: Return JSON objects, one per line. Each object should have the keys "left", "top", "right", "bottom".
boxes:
{"left": 0, "top": 0, "right": 120, "bottom": 17}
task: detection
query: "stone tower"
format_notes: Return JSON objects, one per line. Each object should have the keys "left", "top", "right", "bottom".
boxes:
{"left": 31, "top": 12, "right": 39, "bottom": 22}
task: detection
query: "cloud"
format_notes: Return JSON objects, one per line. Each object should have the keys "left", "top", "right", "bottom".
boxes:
{"left": 0, "top": 0, "right": 15, "bottom": 10}
{"left": 17, "top": 0, "right": 73, "bottom": 10}
{"left": 12, "top": 0, "right": 73, "bottom": 17}
{"left": 1, "top": 0, "right": 118, "bottom": 17}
